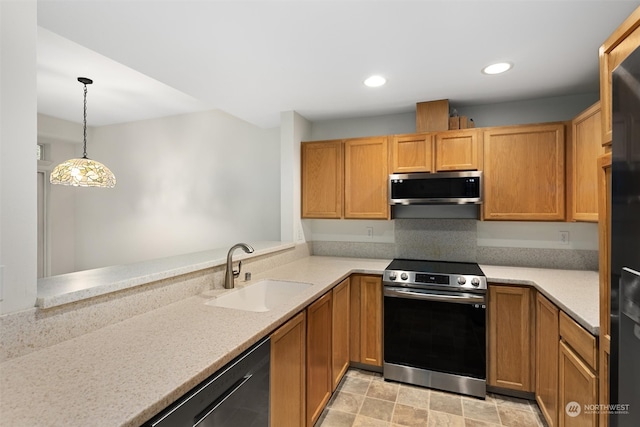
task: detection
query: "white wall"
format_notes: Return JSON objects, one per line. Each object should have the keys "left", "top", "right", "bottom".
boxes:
{"left": 456, "top": 93, "right": 599, "bottom": 128}
{"left": 38, "top": 114, "right": 82, "bottom": 276}
{"left": 0, "top": 1, "right": 38, "bottom": 314}
{"left": 57, "top": 109, "right": 282, "bottom": 271}
{"left": 280, "top": 111, "right": 311, "bottom": 242}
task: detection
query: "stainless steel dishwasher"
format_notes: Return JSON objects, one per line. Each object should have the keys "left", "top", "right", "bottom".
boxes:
{"left": 144, "top": 337, "right": 270, "bottom": 427}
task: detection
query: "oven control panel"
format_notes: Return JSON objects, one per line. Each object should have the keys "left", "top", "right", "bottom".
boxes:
{"left": 383, "top": 270, "right": 487, "bottom": 291}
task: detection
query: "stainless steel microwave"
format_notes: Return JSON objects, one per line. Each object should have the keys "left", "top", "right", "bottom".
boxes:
{"left": 388, "top": 171, "right": 482, "bottom": 205}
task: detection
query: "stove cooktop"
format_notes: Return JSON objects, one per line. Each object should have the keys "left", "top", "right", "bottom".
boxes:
{"left": 385, "top": 259, "right": 485, "bottom": 276}
{"left": 383, "top": 258, "right": 487, "bottom": 291}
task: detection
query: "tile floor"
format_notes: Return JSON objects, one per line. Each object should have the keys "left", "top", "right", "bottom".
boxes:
{"left": 316, "top": 369, "right": 547, "bottom": 427}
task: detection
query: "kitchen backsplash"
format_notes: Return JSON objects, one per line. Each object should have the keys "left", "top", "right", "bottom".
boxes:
{"left": 311, "top": 218, "right": 599, "bottom": 271}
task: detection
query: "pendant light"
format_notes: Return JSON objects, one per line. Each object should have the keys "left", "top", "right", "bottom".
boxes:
{"left": 50, "top": 77, "right": 116, "bottom": 188}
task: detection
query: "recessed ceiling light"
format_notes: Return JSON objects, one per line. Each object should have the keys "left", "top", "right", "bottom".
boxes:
{"left": 482, "top": 62, "right": 513, "bottom": 75}
{"left": 364, "top": 75, "right": 386, "bottom": 87}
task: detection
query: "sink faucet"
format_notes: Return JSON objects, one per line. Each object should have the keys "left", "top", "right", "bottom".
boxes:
{"left": 224, "top": 243, "right": 255, "bottom": 289}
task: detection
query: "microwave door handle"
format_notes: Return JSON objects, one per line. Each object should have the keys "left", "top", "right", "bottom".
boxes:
{"left": 384, "top": 287, "right": 485, "bottom": 304}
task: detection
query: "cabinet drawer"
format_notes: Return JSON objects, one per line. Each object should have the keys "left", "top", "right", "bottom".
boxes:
{"left": 559, "top": 311, "right": 597, "bottom": 370}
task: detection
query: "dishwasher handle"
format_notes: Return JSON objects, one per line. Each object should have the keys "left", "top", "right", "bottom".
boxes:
{"left": 193, "top": 374, "right": 253, "bottom": 427}
{"left": 384, "top": 287, "right": 486, "bottom": 305}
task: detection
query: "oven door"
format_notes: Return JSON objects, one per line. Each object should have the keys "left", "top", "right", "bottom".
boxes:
{"left": 384, "top": 287, "right": 486, "bottom": 384}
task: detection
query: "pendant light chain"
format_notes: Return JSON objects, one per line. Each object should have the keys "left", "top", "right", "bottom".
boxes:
{"left": 82, "top": 82, "right": 88, "bottom": 159}
{"left": 49, "top": 76, "right": 116, "bottom": 188}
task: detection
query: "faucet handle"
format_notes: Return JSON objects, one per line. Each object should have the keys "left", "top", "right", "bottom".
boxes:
{"left": 233, "top": 260, "right": 242, "bottom": 278}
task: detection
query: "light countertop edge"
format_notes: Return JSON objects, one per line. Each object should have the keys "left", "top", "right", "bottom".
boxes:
{"left": 36, "top": 241, "right": 295, "bottom": 309}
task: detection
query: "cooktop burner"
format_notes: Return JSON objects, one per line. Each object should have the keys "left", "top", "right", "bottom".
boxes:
{"left": 383, "top": 258, "right": 487, "bottom": 291}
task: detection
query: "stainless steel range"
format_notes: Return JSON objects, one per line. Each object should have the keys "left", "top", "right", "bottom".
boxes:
{"left": 383, "top": 259, "right": 487, "bottom": 399}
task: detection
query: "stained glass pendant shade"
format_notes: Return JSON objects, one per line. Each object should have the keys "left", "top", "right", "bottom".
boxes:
{"left": 50, "top": 77, "right": 116, "bottom": 188}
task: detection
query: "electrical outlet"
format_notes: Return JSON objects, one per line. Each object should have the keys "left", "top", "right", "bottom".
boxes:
{"left": 559, "top": 231, "right": 569, "bottom": 245}
{"left": 366, "top": 226, "right": 373, "bottom": 239}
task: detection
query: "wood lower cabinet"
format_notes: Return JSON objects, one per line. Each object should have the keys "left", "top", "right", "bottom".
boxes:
{"left": 350, "top": 274, "right": 383, "bottom": 367}
{"left": 559, "top": 341, "right": 598, "bottom": 427}
{"left": 568, "top": 102, "right": 604, "bottom": 222}
{"left": 483, "top": 123, "right": 565, "bottom": 221}
{"left": 270, "top": 312, "right": 306, "bottom": 427}
{"left": 488, "top": 285, "right": 534, "bottom": 392}
{"left": 344, "top": 137, "right": 389, "bottom": 219}
{"left": 301, "top": 140, "right": 343, "bottom": 218}
{"left": 558, "top": 312, "right": 598, "bottom": 427}
{"left": 331, "top": 278, "right": 350, "bottom": 391}
{"left": 536, "top": 293, "right": 560, "bottom": 427}
{"left": 306, "top": 292, "right": 333, "bottom": 427}
{"left": 434, "top": 129, "right": 482, "bottom": 171}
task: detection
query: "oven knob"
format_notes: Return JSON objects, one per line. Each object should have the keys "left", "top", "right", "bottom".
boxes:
{"left": 471, "top": 277, "right": 480, "bottom": 287}
{"left": 457, "top": 276, "right": 466, "bottom": 285}
{"left": 389, "top": 272, "right": 397, "bottom": 281}
{"left": 400, "top": 273, "right": 408, "bottom": 280}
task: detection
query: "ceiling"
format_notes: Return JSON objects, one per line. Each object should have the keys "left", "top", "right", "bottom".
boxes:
{"left": 37, "top": 0, "right": 640, "bottom": 129}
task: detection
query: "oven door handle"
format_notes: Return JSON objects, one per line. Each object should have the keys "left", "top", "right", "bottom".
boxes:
{"left": 384, "top": 287, "right": 486, "bottom": 304}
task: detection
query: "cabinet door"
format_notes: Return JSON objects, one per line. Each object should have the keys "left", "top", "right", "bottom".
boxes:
{"left": 360, "top": 275, "right": 383, "bottom": 367}
{"left": 271, "top": 312, "right": 306, "bottom": 427}
{"left": 483, "top": 123, "right": 565, "bottom": 221}
{"left": 559, "top": 341, "right": 598, "bottom": 427}
{"left": 301, "top": 140, "right": 343, "bottom": 218}
{"left": 599, "top": 7, "right": 640, "bottom": 145}
{"left": 306, "top": 292, "right": 332, "bottom": 427}
{"left": 390, "top": 133, "right": 433, "bottom": 173}
{"left": 435, "top": 129, "right": 481, "bottom": 171}
{"left": 568, "top": 102, "right": 604, "bottom": 222}
{"left": 598, "top": 153, "right": 612, "bottom": 427}
{"left": 536, "top": 293, "right": 560, "bottom": 427}
{"left": 332, "top": 278, "right": 350, "bottom": 391}
{"left": 488, "top": 285, "right": 533, "bottom": 392}
{"left": 349, "top": 275, "right": 383, "bottom": 367}
{"left": 344, "top": 137, "right": 389, "bottom": 219}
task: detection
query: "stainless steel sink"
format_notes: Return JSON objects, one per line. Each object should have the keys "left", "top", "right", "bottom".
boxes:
{"left": 205, "top": 279, "right": 313, "bottom": 312}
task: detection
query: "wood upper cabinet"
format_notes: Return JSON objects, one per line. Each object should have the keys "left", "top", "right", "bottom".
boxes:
{"left": 306, "top": 292, "right": 332, "bottom": 427}
{"left": 568, "top": 102, "right": 604, "bottom": 222}
{"left": 598, "top": 153, "right": 612, "bottom": 427}
{"left": 390, "top": 133, "right": 433, "bottom": 173}
{"left": 270, "top": 311, "right": 306, "bottom": 427}
{"left": 331, "top": 278, "right": 350, "bottom": 391}
{"left": 536, "top": 293, "right": 560, "bottom": 427}
{"left": 488, "top": 284, "right": 534, "bottom": 392}
{"left": 435, "top": 129, "right": 482, "bottom": 171}
{"left": 301, "top": 140, "right": 343, "bottom": 218}
{"left": 483, "top": 123, "right": 566, "bottom": 221}
{"left": 344, "top": 136, "right": 389, "bottom": 219}
{"left": 390, "top": 129, "right": 481, "bottom": 173}
{"left": 350, "top": 274, "right": 383, "bottom": 367}
{"left": 301, "top": 137, "right": 389, "bottom": 219}
{"left": 599, "top": 6, "right": 640, "bottom": 146}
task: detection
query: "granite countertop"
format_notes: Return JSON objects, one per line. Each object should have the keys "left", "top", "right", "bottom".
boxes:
{"left": 0, "top": 256, "right": 599, "bottom": 427}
